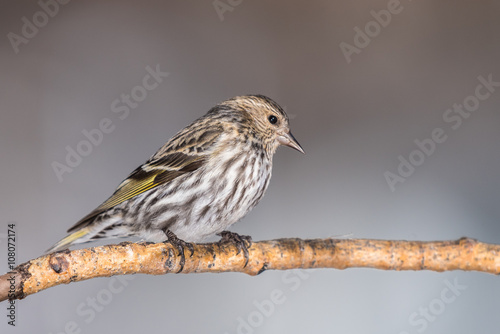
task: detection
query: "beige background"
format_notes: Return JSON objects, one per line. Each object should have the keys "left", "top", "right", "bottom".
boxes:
{"left": 1, "top": 0, "right": 499, "bottom": 333}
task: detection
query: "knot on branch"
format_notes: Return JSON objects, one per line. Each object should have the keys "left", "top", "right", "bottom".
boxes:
{"left": 49, "top": 253, "right": 70, "bottom": 274}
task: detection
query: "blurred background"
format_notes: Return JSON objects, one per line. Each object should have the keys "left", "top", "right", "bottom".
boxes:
{"left": 1, "top": 0, "right": 499, "bottom": 333}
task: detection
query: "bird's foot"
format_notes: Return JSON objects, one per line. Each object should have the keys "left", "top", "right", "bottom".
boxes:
{"left": 164, "top": 230, "right": 194, "bottom": 273}
{"left": 217, "top": 231, "right": 252, "bottom": 267}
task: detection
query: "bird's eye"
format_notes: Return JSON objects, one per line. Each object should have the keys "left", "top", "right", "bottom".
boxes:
{"left": 268, "top": 115, "right": 278, "bottom": 125}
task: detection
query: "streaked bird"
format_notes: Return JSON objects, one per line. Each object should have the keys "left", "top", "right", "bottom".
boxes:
{"left": 47, "top": 95, "right": 304, "bottom": 264}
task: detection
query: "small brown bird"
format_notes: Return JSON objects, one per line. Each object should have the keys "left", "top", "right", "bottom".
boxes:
{"left": 47, "top": 95, "right": 304, "bottom": 263}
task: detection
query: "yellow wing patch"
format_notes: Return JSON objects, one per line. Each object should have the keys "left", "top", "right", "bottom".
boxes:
{"left": 67, "top": 153, "right": 205, "bottom": 233}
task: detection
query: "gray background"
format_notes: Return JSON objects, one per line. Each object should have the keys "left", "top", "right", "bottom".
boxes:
{"left": 1, "top": 0, "right": 499, "bottom": 333}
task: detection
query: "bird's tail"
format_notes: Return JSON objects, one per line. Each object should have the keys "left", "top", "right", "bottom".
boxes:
{"left": 45, "top": 227, "right": 92, "bottom": 254}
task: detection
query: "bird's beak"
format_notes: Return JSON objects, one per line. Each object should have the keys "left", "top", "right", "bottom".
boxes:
{"left": 278, "top": 131, "right": 305, "bottom": 154}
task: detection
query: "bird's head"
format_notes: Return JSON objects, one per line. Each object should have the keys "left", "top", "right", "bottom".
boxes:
{"left": 219, "top": 95, "right": 305, "bottom": 155}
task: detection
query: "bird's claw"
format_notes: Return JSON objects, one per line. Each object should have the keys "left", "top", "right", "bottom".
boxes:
{"left": 217, "top": 231, "right": 252, "bottom": 267}
{"left": 165, "top": 230, "right": 194, "bottom": 273}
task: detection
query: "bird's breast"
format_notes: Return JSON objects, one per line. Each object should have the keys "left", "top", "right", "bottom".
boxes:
{"left": 126, "top": 142, "right": 273, "bottom": 242}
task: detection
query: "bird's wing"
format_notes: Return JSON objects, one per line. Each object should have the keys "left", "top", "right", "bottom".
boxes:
{"left": 67, "top": 126, "right": 223, "bottom": 233}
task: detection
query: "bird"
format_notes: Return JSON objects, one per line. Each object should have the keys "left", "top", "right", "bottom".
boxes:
{"left": 46, "top": 95, "right": 304, "bottom": 266}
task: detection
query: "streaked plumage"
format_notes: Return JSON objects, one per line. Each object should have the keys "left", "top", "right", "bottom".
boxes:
{"left": 47, "top": 95, "right": 303, "bottom": 253}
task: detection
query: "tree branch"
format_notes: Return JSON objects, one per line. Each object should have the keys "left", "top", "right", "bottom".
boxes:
{"left": 1, "top": 237, "right": 499, "bottom": 302}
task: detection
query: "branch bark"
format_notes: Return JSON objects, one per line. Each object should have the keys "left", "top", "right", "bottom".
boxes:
{"left": 1, "top": 237, "right": 499, "bottom": 302}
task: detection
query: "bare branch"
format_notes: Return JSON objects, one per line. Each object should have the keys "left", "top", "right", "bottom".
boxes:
{"left": 1, "top": 237, "right": 498, "bottom": 302}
